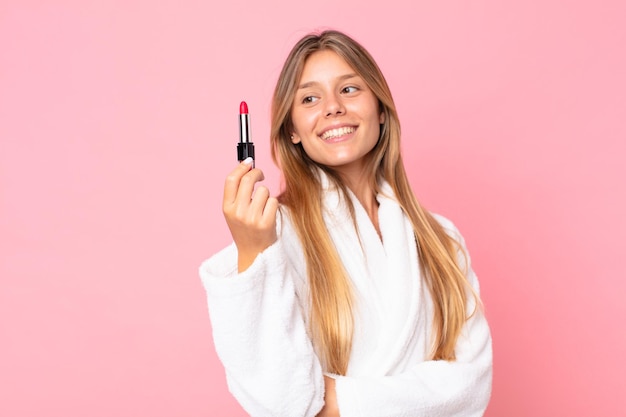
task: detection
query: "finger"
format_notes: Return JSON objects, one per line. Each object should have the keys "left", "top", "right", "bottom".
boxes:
{"left": 261, "top": 196, "right": 279, "bottom": 226}
{"left": 248, "top": 186, "right": 271, "bottom": 221}
{"left": 234, "top": 168, "right": 265, "bottom": 207}
{"left": 223, "top": 158, "right": 254, "bottom": 205}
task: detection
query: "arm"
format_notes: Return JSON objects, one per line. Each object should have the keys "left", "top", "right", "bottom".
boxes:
{"left": 201, "top": 241, "right": 325, "bottom": 417}
{"left": 316, "top": 307, "right": 490, "bottom": 417}
{"left": 317, "top": 306, "right": 490, "bottom": 417}
{"left": 332, "top": 217, "right": 492, "bottom": 417}
{"left": 334, "top": 285, "right": 491, "bottom": 417}
{"left": 200, "top": 160, "right": 325, "bottom": 416}
{"left": 316, "top": 376, "right": 339, "bottom": 417}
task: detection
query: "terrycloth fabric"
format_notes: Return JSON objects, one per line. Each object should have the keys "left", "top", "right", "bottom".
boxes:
{"left": 200, "top": 178, "right": 492, "bottom": 417}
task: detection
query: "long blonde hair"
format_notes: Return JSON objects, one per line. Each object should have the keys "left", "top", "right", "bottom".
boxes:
{"left": 270, "top": 30, "right": 476, "bottom": 375}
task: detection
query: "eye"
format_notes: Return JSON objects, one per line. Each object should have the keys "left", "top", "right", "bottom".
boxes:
{"left": 341, "top": 86, "right": 359, "bottom": 94}
{"left": 302, "top": 95, "right": 318, "bottom": 104}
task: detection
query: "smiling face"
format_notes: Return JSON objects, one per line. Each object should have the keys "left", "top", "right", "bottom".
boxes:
{"left": 290, "top": 50, "right": 385, "bottom": 177}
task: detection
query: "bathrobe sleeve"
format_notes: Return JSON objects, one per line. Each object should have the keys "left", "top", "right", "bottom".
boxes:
{"left": 333, "top": 219, "right": 493, "bottom": 417}
{"left": 199, "top": 224, "right": 325, "bottom": 417}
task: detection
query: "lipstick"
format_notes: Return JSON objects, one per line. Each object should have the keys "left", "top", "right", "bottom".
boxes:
{"left": 238, "top": 101, "right": 255, "bottom": 167}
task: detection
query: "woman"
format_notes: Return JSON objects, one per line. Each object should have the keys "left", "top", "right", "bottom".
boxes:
{"left": 200, "top": 30, "right": 492, "bottom": 417}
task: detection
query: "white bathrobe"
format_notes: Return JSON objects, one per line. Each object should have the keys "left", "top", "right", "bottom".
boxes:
{"left": 199, "top": 178, "right": 492, "bottom": 417}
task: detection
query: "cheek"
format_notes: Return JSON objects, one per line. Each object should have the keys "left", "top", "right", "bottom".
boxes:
{"left": 293, "top": 112, "right": 318, "bottom": 135}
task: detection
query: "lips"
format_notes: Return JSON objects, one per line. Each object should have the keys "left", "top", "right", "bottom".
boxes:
{"left": 319, "top": 126, "right": 356, "bottom": 140}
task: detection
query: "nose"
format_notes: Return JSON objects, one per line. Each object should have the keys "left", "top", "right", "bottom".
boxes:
{"left": 324, "top": 93, "right": 345, "bottom": 117}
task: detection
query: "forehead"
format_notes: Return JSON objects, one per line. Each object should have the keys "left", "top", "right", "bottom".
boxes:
{"left": 298, "top": 50, "right": 356, "bottom": 84}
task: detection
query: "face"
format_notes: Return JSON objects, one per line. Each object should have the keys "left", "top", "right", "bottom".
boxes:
{"left": 290, "top": 50, "right": 384, "bottom": 176}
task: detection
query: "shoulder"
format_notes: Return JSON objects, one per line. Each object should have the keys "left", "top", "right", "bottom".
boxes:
{"left": 430, "top": 212, "right": 476, "bottom": 283}
{"left": 430, "top": 212, "right": 465, "bottom": 246}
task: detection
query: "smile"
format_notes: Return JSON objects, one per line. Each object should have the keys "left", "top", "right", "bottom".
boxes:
{"left": 320, "top": 126, "right": 356, "bottom": 141}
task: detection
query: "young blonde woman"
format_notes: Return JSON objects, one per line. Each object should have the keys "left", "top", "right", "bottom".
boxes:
{"left": 200, "top": 30, "right": 492, "bottom": 417}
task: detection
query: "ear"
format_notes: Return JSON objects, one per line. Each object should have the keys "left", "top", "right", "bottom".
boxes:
{"left": 291, "top": 133, "right": 301, "bottom": 144}
{"left": 379, "top": 110, "right": 385, "bottom": 124}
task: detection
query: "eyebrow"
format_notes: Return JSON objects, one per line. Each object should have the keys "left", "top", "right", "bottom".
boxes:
{"left": 297, "top": 73, "right": 359, "bottom": 90}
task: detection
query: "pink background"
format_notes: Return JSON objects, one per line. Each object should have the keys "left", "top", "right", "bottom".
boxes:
{"left": 1, "top": 1, "right": 625, "bottom": 416}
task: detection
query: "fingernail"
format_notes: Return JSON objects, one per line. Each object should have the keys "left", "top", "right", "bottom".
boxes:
{"left": 242, "top": 157, "right": 253, "bottom": 165}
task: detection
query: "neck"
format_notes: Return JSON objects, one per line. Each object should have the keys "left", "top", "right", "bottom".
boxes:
{"left": 336, "top": 165, "right": 381, "bottom": 239}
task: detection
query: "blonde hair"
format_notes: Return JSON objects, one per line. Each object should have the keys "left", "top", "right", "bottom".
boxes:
{"left": 270, "top": 30, "right": 476, "bottom": 375}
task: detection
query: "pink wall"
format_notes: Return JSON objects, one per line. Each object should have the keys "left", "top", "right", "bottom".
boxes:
{"left": 2, "top": 1, "right": 624, "bottom": 416}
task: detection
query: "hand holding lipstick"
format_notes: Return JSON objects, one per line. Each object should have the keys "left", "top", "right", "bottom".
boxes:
{"left": 223, "top": 102, "right": 277, "bottom": 272}
{"left": 222, "top": 158, "right": 278, "bottom": 272}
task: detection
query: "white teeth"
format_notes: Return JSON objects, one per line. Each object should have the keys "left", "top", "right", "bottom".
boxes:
{"left": 320, "top": 126, "right": 355, "bottom": 140}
